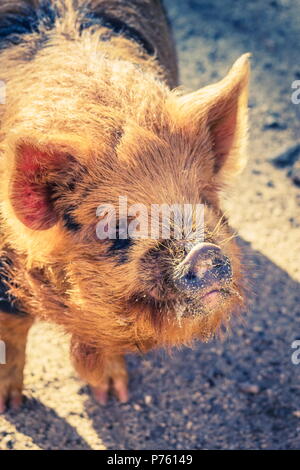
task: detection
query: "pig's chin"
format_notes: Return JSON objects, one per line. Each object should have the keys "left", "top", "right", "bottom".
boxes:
{"left": 131, "top": 285, "right": 234, "bottom": 320}
{"left": 170, "top": 287, "right": 233, "bottom": 319}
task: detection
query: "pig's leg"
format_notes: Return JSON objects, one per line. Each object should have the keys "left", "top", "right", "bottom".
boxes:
{"left": 90, "top": 355, "right": 128, "bottom": 406}
{"left": 0, "top": 313, "right": 33, "bottom": 412}
{"left": 71, "top": 340, "right": 128, "bottom": 405}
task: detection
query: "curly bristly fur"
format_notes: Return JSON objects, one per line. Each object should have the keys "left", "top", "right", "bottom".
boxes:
{"left": 0, "top": 0, "right": 250, "bottom": 406}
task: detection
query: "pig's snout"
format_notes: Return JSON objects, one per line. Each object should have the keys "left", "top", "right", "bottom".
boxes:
{"left": 174, "top": 243, "right": 232, "bottom": 293}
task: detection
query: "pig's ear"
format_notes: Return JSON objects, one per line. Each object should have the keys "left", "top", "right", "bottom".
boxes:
{"left": 9, "top": 136, "right": 86, "bottom": 230}
{"left": 178, "top": 54, "right": 250, "bottom": 180}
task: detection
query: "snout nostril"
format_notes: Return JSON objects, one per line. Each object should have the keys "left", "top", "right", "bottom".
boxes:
{"left": 212, "top": 257, "right": 225, "bottom": 267}
{"left": 212, "top": 255, "right": 231, "bottom": 269}
{"left": 184, "top": 270, "right": 198, "bottom": 281}
{"left": 212, "top": 256, "right": 232, "bottom": 279}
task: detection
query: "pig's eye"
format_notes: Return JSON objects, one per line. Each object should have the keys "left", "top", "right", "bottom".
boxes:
{"left": 105, "top": 220, "right": 135, "bottom": 260}
{"left": 109, "top": 238, "right": 133, "bottom": 251}
{"left": 107, "top": 220, "right": 134, "bottom": 260}
{"left": 108, "top": 237, "right": 134, "bottom": 264}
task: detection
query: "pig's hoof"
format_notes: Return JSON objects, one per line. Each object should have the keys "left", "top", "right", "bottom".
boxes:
{"left": 0, "top": 383, "right": 23, "bottom": 413}
{"left": 91, "top": 377, "right": 129, "bottom": 405}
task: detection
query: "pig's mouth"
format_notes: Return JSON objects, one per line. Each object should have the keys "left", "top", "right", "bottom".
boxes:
{"left": 173, "top": 285, "right": 234, "bottom": 318}
{"left": 200, "top": 288, "right": 225, "bottom": 304}
{"left": 129, "top": 283, "right": 235, "bottom": 320}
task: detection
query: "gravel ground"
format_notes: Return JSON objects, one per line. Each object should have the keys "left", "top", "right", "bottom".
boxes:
{"left": 0, "top": 0, "right": 300, "bottom": 450}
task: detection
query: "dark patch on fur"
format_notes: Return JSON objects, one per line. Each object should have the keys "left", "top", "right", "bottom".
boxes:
{"left": 108, "top": 237, "right": 134, "bottom": 264}
{"left": 0, "top": 257, "right": 26, "bottom": 316}
{"left": 109, "top": 238, "right": 133, "bottom": 251}
{"left": 79, "top": 11, "right": 155, "bottom": 56}
{"left": 63, "top": 205, "right": 82, "bottom": 232}
{"left": 0, "top": 0, "right": 57, "bottom": 49}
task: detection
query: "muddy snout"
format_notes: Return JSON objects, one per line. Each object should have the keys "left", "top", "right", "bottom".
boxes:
{"left": 174, "top": 243, "right": 232, "bottom": 293}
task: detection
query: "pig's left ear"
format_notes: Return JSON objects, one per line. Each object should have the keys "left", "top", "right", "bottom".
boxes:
{"left": 177, "top": 53, "right": 250, "bottom": 181}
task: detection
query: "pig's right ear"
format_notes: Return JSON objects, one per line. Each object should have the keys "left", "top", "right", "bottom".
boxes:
{"left": 176, "top": 54, "right": 250, "bottom": 182}
{"left": 9, "top": 136, "right": 87, "bottom": 231}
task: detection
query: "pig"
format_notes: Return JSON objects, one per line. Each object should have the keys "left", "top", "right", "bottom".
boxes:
{"left": 0, "top": 0, "right": 249, "bottom": 410}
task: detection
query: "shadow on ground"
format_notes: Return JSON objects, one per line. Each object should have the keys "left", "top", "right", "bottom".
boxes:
{"left": 5, "top": 399, "right": 91, "bottom": 450}
{"left": 82, "top": 242, "right": 300, "bottom": 450}
{"left": 2, "top": 0, "right": 300, "bottom": 451}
